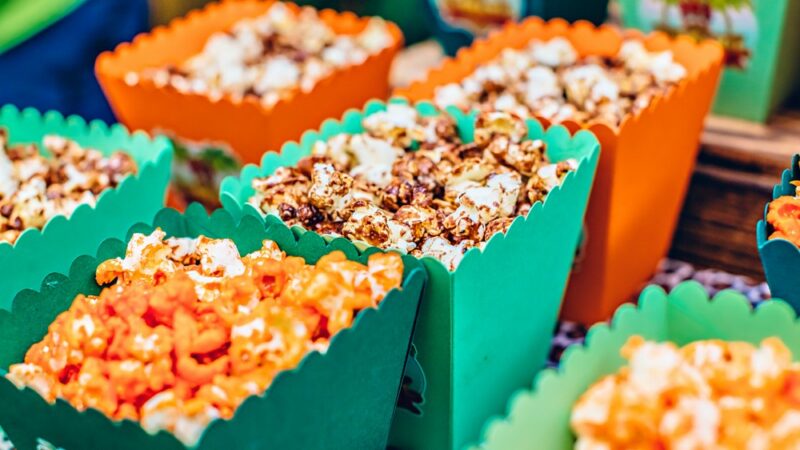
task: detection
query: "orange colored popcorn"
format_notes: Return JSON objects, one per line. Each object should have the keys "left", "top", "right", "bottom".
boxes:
{"left": 768, "top": 182, "right": 800, "bottom": 247}
{"left": 7, "top": 229, "right": 403, "bottom": 445}
{"left": 571, "top": 336, "right": 800, "bottom": 450}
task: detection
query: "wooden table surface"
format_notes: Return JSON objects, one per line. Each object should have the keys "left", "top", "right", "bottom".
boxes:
{"left": 391, "top": 41, "right": 800, "bottom": 280}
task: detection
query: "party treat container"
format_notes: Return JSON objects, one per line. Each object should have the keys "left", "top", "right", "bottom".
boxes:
{"left": 619, "top": 0, "right": 800, "bottom": 122}
{"left": 395, "top": 18, "right": 725, "bottom": 324}
{"left": 0, "top": 105, "right": 172, "bottom": 310}
{"left": 220, "top": 98, "right": 600, "bottom": 450}
{"left": 0, "top": 205, "right": 424, "bottom": 450}
{"left": 95, "top": 0, "right": 402, "bottom": 165}
{"left": 758, "top": 154, "right": 800, "bottom": 312}
{"left": 471, "top": 281, "right": 800, "bottom": 449}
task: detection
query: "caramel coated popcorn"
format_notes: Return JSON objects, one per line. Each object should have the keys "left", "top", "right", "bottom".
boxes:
{"left": 130, "top": 3, "right": 393, "bottom": 107}
{"left": 767, "top": 182, "right": 800, "bottom": 247}
{"left": 434, "top": 38, "right": 687, "bottom": 126}
{"left": 571, "top": 337, "right": 800, "bottom": 449}
{"left": 248, "top": 105, "right": 578, "bottom": 270}
{"left": 7, "top": 229, "right": 403, "bottom": 445}
{"left": 0, "top": 129, "right": 137, "bottom": 244}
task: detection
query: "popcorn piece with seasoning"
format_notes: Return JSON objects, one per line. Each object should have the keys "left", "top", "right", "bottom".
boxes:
{"left": 0, "top": 128, "right": 137, "bottom": 244}
{"left": 132, "top": 3, "right": 393, "bottom": 108}
{"left": 433, "top": 37, "right": 687, "bottom": 127}
{"left": 247, "top": 108, "right": 577, "bottom": 270}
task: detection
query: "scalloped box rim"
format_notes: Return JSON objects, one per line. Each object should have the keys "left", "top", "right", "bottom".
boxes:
{"left": 756, "top": 154, "right": 800, "bottom": 312}
{"left": 94, "top": 0, "right": 404, "bottom": 119}
{"left": 217, "top": 97, "right": 602, "bottom": 274}
{"left": 392, "top": 16, "right": 725, "bottom": 139}
{"left": 756, "top": 153, "right": 799, "bottom": 251}
{"left": 0, "top": 205, "right": 426, "bottom": 449}
{"left": 471, "top": 280, "right": 800, "bottom": 449}
{"left": 0, "top": 104, "right": 172, "bottom": 254}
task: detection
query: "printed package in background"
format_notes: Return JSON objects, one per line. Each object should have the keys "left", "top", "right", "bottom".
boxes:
{"left": 0, "top": 104, "right": 172, "bottom": 310}
{"left": 95, "top": 0, "right": 403, "bottom": 165}
{"left": 758, "top": 154, "right": 800, "bottom": 312}
{"left": 421, "top": 0, "right": 610, "bottom": 55}
{"left": 394, "top": 18, "right": 725, "bottom": 324}
{"left": 469, "top": 281, "right": 800, "bottom": 449}
{"left": 619, "top": 0, "right": 800, "bottom": 122}
{"left": 220, "top": 99, "right": 601, "bottom": 450}
{"left": 336, "top": 0, "right": 433, "bottom": 45}
{"left": 164, "top": 133, "right": 241, "bottom": 210}
{"left": 0, "top": 206, "right": 425, "bottom": 450}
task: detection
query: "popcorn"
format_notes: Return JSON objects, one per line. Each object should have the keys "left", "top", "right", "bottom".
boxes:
{"left": 531, "top": 37, "right": 578, "bottom": 67}
{"left": 486, "top": 137, "right": 547, "bottom": 176}
{"left": 563, "top": 64, "right": 620, "bottom": 106}
{"left": 248, "top": 166, "right": 312, "bottom": 220}
{"left": 766, "top": 182, "right": 800, "bottom": 246}
{"left": 0, "top": 128, "right": 137, "bottom": 244}
{"left": 523, "top": 66, "right": 561, "bottom": 104}
{"left": 619, "top": 40, "right": 687, "bottom": 85}
{"left": 248, "top": 109, "right": 577, "bottom": 270}
{"left": 9, "top": 230, "right": 403, "bottom": 445}
{"left": 474, "top": 110, "right": 528, "bottom": 145}
{"left": 434, "top": 84, "right": 470, "bottom": 111}
{"left": 133, "top": 3, "right": 392, "bottom": 107}
{"left": 571, "top": 337, "right": 800, "bottom": 449}
{"left": 308, "top": 162, "right": 354, "bottom": 214}
{"left": 434, "top": 37, "right": 687, "bottom": 126}
{"left": 415, "top": 236, "right": 473, "bottom": 271}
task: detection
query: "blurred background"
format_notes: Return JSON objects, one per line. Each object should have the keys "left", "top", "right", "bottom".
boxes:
{"left": 1, "top": 0, "right": 798, "bottom": 281}
{"left": 0, "top": 0, "right": 438, "bottom": 123}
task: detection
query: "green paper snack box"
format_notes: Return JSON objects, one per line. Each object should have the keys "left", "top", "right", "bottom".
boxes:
{"left": 220, "top": 99, "right": 601, "bottom": 450}
{"left": 619, "top": 0, "right": 800, "bottom": 122}
{"left": 0, "top": 205, "right": 425, "bottom": 450}
{"left": 471, "top": 281, "right": 800, "bottom": 449}
{"left": 757, "top": 154, "right": 800, "bottom": 312}
{"left": 0, "top": 105, "right": 172, "bottom": 309}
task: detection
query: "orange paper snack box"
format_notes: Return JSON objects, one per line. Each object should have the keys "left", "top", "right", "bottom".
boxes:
{"left": 395, "top": 19, "right": 724, "bottom": 323}
{"left": 95, "top": 0, "right": 403, "bottom": 164}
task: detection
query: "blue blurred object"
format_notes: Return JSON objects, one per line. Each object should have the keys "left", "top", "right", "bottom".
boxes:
{"left": 423, "top": 0, "right": 610, "bottom": 56}
{"left": 0, "top": 0, "right": 149, "bottom": 123}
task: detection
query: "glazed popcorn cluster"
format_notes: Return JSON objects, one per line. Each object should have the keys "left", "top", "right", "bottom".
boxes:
{"left": 7, "top": 229, "right": 403, "bottom": 445}
{"left": 767, "top": 181, "right": 800, "bottom": 247}
{"left": 0, "top": 129, "right": 137, "bottom": 244}
{"left": 247, "top": 105, "right": 577, "bottom": 270}
{"left": 434, "top": 37, "right": 687, "bottom": 126}
{"left": 130, "top": 3, "right": 393, "bottom": 107}
{"left": 572, "top": 336, "right": 800, "bottom": 449}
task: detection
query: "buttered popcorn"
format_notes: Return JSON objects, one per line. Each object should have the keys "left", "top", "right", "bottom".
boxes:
{"left": 434, "top": 38, "right": 687, "bottom": 126}
{"left": 0, "top": 128, "right": 137, "bottom": 244}
{"left": 129, "top": 3, "right": 393, "bottom": 107}
{"left": 571, "top": 336, "right": 800, "bottom": 449}
{"left": 766, "top": 181, "right": 800, "bottom": 247}
{"left": 248, "top": 105, "right": 577, "bottom": 270}
{"left": 7, "top": 229, "right": 403, "bottom": 445}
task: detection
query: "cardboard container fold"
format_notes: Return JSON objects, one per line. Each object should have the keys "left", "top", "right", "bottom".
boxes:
{"left": 220, "top": 99, "right": 600, "bottom": 450}
{"left": 757, "top": 154, "right": 800, "bottom": 312}
{"left": 394, "top": 18, "right": 725, "bottom": 324}
{"left": 95, "top": 0, "right": 403, "bottom": 165}
{"left": 620, "top": 0, "right": 800, "bottom": 123}
{"left": 0, "top": 104, "right": 172, "bottom": 310}
{"left": 470, "top": 281, "right": 800, "bottom": 449}
{"left": 0, "top": 205, "right": 425, "bottom": 450}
